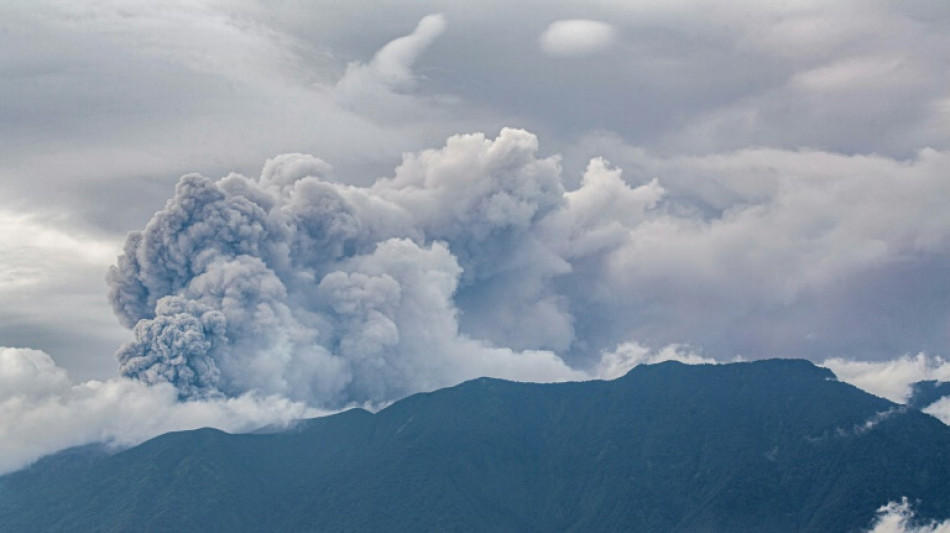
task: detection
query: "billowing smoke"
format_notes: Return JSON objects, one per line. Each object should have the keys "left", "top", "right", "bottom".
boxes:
{"left": 108, "top": 126, "right": 950, "bottom": 410}
{"left": 108, "top": 129, "right": 605, "bottom": 407}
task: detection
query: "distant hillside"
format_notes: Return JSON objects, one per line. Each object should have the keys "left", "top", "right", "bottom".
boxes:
{"left": 2, "top": 359, "right": 950, "bottom": 532}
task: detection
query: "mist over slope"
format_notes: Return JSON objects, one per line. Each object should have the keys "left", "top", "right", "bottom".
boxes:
{"left": 2, "top": 360, "right": 949, "bottom": 532}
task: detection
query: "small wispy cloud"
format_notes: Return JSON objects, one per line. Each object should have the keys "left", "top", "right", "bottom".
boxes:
{"left": 334, "top": 14, "right": 447, "bottom": 119}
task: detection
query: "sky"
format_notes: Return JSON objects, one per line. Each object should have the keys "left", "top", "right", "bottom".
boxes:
{"left": 3, "top": 0, "right": 950, "bottom": 473}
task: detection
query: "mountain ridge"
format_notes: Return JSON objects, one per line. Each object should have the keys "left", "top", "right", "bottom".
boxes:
{"left": 2, "top": 359, "right": 949, "bottom": 532}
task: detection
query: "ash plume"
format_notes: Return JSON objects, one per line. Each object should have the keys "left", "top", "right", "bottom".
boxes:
{"left": 108, "top": 126, "right": 950, "bottom": 409}
{"left": 108, "top": 129, "right": 603, "bottom": 406}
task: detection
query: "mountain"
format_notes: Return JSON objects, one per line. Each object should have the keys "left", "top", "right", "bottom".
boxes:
{"left": 2, "top": 359, "right": 950, "bottom": 532}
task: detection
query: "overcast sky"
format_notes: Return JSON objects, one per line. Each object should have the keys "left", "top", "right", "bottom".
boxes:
{"left": 3, "top": 0, "right": 950, "bottom": 470}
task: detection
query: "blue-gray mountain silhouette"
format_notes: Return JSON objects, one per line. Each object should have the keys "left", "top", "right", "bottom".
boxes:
{"left": 2, "top": 359, "right": 949, "bottom": 532}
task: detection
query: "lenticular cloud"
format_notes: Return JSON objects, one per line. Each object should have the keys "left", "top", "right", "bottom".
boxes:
{"left": 108, "top": 129, "right": 621, "bottom": 407}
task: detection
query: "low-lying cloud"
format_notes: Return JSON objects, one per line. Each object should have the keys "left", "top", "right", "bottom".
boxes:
{"left": 866, "top": 498, "right": 950, "bottom": 533}
{"left": 6, "top": 340, "right": 949, "bottom": 476}
{"left": 0, "top": 340, "right": 710, "bottom": 474}
{"left": 596, "top": 342, "right": 718, "bottom": 380}
{"left": 823, "top": 355, "right": 950, "bottom": 404}
{"left": 0, "top": 346, "right": 321, "bottom": 475}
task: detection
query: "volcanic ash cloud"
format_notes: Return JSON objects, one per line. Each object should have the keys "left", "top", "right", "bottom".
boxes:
{"left": 107, "top": 128, "right": 645, "bottom": 407}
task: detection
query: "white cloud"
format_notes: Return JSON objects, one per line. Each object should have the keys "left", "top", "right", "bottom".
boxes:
{"left": 866, "top": 498, "right": 950, "bottom": 533}
{"left": 0, "top": 211, "right": 126, "bottom": 379}
{"left": 0, "top": 210, "right": 118, "bottom": 291}
{"left": 7, "top": 340, "right": 950, "bottom": 477}
{"left": 564, "top": 135, "right": 950, "bottom": 362}
{"left": 358, "top": 13, "right": 446, "bottom": 89}
{"left": 334, "top": 14, "right": 448, "bottom": 120}
{"left": 792, "top": 55, "right": 916, "bottom": 93}
{"left": 40, "top": 0, "right": 310, "bottom": 84}
{"left": 822, "top": 354, "right": 950, "bottom": 405}
{"left": 0, "top": 346, "right": 323, "bottom": 475}
{"left": 925, "top": 397, "right": 950, "bottom": 428}
{"left": 539, "top": 19, "right": 616, "bottom": 57}
{"left": 596, "top": 341, "right": 718, "bottom": 380}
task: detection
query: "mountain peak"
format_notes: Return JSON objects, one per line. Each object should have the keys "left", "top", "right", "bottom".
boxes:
{"left": 621, "top": 357, "right": 837, "bottom": 382}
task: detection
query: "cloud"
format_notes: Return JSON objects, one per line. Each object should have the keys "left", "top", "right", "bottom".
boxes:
{"left": 866, "top": 498, "right": 950, "bottom": 533}
{"left": 334, "top": 14, "right": 448, "bottom": 120}
{"left": 822, "top": 355, "right": 950, "bottom": 405}
{"left": 355, "top": 14, "right": 447, "bottom": 89}
{"left": 0, "top": 3, "right": 455, "bottom": 378}
{"left": 9, "top": 337, "right": 948, "bottom": 477}
{"left": 0, "top": 346, "right": 321, "bottom": 475}
{"left": 0, "top": 211, "right": 117, "bottom": 280}
{"left": 925, "top": 398, "right": 950, "bottom": 428}
{"left": 565, "top": 135, "right": 950, "bottom": 362}
{"left": 596, "top": 341, "right": 717, "bottom": 380}
{"left": 108, "top": 129, "right": 589, "bottom": 407}
{"left": 0, "top": 210, "right": 126, "bottom": 379}
{"left": 0, "top": 338, "right": 708, "bottom": 476}
{"left": 4, "top": 1, "right": 950, "bottom": 382}
{"left": 539, "top": 20, "right": 616, "bottom": 57}
{"left": 104, "top": 126, "right": 950, "bottom": 409}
